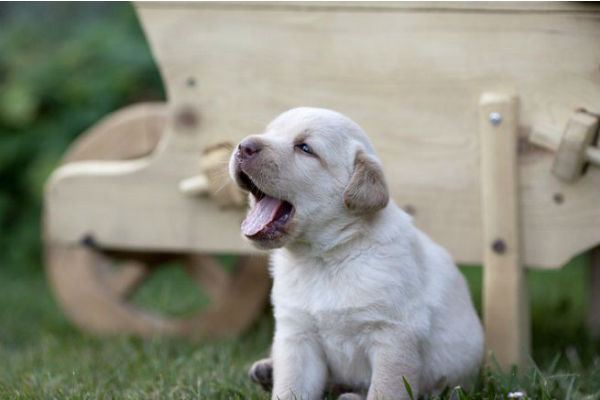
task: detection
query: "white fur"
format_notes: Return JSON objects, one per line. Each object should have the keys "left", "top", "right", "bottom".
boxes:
{"left": 231, "top": 108, "right": 484, "bottom": 400}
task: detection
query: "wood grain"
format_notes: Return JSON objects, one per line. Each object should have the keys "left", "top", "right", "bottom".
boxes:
{"left": 480, "top": 93, "right": 530, "bottom": 369}
{"left": 45, "top": 4, "right": 600, "bottom": 269}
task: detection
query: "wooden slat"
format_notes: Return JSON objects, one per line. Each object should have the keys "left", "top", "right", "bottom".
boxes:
{"left": 480, "top": 93, "right": 530, "bottom": 369}
{"left": 137, "top": 2, "right": 600, "bottom": 13}
{"left": 62, "top": 102, "right": 167, "bottom": 163}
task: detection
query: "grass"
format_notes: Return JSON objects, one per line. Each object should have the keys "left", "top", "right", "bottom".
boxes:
{"left": 1, "top": 255, "right": 599, "bottom": 399}
{"left": 0, "top": 264, "right": 270, "bottom": 399}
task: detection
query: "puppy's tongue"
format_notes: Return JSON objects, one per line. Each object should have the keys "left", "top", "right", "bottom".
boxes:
{"left": 241, "top": 196, "right": 284, "bottom": 236}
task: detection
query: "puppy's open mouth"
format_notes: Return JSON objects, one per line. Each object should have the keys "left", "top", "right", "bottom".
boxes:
{"left": 237, "top": 171, "right": 295, "bottom": 241}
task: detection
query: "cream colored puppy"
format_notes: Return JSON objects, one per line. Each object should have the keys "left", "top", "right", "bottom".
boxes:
{"left": 229, "top": 107, "right": 483, "bottom": 400}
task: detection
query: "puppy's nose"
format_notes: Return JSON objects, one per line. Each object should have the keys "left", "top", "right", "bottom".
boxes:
{"left": 238, "top": 138, "right": 262, "bottom": 159}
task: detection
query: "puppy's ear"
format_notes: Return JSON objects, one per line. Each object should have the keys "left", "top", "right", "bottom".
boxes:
{"left": 343, "top": 150, "right": 389, "bottom": 213}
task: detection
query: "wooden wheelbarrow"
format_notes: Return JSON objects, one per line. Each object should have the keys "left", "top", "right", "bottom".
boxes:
{"left": 44, "top": 2, "right": 600, "bottom": 370}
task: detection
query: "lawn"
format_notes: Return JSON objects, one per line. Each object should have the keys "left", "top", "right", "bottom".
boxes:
{"left": 1, "top": 255, "right": 599, "bottom": 399}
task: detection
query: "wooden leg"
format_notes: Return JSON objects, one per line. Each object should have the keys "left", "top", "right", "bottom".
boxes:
{"left": 479, "top": 93, "right": 530, "bottom": 371}
{"left": 588, "top": 245, "right": 600, "bottom": 337}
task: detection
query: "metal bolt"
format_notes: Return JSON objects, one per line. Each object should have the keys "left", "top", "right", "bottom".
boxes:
{"left": 491, "top": 238, "right": 506, "bottom": 254}
{"left": 489, "top": 112, "right": 502, "bottom": 126}
{"left": 553, "top": 193, "right": 564, "bottom": 204}
{"left": 81, "top": 234, "right": 97, "bottom": 248}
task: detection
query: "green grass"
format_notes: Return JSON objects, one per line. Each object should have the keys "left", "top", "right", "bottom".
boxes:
{"left": 0, "top": 264, "right": 270, "bottom": 400}
{"left": 1, "top": 255, "right": 600, "bottom": 399}
{"left": 129, "top": 263, "right": 211, "bottom": 317}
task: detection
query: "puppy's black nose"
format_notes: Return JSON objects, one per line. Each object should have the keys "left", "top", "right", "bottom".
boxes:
{"left": 238, "top": 138, "right": 262, "bottom": 159}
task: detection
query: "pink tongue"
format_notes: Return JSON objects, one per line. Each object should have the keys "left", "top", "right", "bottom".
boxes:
{"left": 241, "top": 196, "right": 283, "bottom": 236}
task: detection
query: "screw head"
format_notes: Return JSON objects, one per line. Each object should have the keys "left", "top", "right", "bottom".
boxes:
{"left": 491, "top": 238, "right": 506, "bottom": 254}
{"left": 553, "top": 193, "right": 564, "bottom": 204}
{"left": 81, "top": 234, "right": 97, "bottom": 248}
{"left": 489, "top": 112, "right": 502, "bottom": 126}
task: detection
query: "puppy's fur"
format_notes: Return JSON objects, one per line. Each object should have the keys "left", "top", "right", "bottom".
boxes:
{"left": 230, "top": 108, "right": 483, "bottom": 400}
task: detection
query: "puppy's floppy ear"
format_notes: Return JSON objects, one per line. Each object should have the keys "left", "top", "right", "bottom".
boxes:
{"left": 343, "top": 150, "right": 389, "bottom": 213}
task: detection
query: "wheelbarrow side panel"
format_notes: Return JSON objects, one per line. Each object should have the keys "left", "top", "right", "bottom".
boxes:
{"left": 134, "top": 2, "right": 600, "bottom": 267}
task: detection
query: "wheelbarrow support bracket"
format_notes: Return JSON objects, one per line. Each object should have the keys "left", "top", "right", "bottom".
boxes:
{"left": 479, "top": 92, "right": 531, "bottom": 370}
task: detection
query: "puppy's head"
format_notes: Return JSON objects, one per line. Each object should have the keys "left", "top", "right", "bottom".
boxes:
{"left": 229, "top": 107, "right": 389, "bottom": 249}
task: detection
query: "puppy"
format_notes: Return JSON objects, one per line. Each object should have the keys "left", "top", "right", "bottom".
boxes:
{"left": 229, "top": 107, "right": 484, "bottom": 400}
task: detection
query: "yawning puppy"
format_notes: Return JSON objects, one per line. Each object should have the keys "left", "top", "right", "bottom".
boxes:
{"left": 229, "top": 107, "right": 484, "bottom": 400}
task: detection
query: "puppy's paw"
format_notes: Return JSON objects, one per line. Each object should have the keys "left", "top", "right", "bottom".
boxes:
{"left": 249, "top": 358, "right": 273, "bottom": 392}
{"left": 337, "top": 393, "right": 364, "bottom": 400}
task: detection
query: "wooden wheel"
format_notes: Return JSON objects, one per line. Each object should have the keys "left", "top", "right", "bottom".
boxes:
{"left": 44, "top": 103, "right": 270, "bottom": 337}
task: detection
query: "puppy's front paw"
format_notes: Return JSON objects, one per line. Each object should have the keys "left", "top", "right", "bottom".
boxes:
{"left": 337, "top": 393, "right": 364, "bottom": 400}
{"left": 249, "top": 358, "right": 273, "bottom": 392}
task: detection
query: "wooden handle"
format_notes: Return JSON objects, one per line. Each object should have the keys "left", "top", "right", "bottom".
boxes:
{"left": 586, "top": 146, "right": 600, "bottom": 166}
{"left": 179, "top": 175, "right": 209, "bottom": 196}
{"left": 529, "top": 124, "right": 562, "bottom": 152}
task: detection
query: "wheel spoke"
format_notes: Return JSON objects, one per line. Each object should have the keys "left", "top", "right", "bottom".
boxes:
{"left": 184, "top": 254, "right": 229, "bottom": 300}
{"left": 45, "top": 243, "right": 178, "bottom": 336}
{"left": 181, "top": 255, "right": 271, "bottom": 337}
{"left": 104, "top": 261, "right": 150, "bottom": 298}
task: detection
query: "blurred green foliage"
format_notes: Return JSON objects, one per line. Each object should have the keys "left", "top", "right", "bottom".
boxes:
{"left": 0, "top": 2, "right": 165, "bottom": 274}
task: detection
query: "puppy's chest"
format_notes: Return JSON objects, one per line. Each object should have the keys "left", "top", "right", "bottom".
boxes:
{"left": 272, "top": 254, "right": 402, "bottom": 323}
{"left": 275, "top": 271, "right": 387, "bottom": 317}
{"left": 293, "top": 296, "right": 377, "bottom": 388}
{"left": 273, "top": 260, "right": 398, "bottom": 387}
{"left": 320, "top": 318, "right": 373, "bottom": 388}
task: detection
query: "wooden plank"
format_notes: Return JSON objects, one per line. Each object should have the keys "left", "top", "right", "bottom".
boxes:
{"left": 138, "top": 5, "right": 600, "bottom": 268}
{"left": 62, "top": 102, "right": 167, "bottom": 163}
{"left": 46, "top": 6, "right": 600, "bottom": 267}
{"left": 138, "top": 2, "right": 600, "bottom": 13}
{"left": 479, "top": 93, "right": 530, "bottom": 369}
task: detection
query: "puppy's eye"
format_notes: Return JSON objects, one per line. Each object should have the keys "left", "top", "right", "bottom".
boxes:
{"left": 295, "top": 143, "right": 314, "bottom": 155}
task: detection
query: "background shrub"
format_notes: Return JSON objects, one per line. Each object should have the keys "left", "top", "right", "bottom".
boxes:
{"left": 0, "top": 2, "right": 164, "bottom": 274}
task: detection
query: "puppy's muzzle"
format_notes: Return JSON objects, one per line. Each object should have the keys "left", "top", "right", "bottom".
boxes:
{"left": 237, "top": 138, "right": 262, "bottom": 161}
